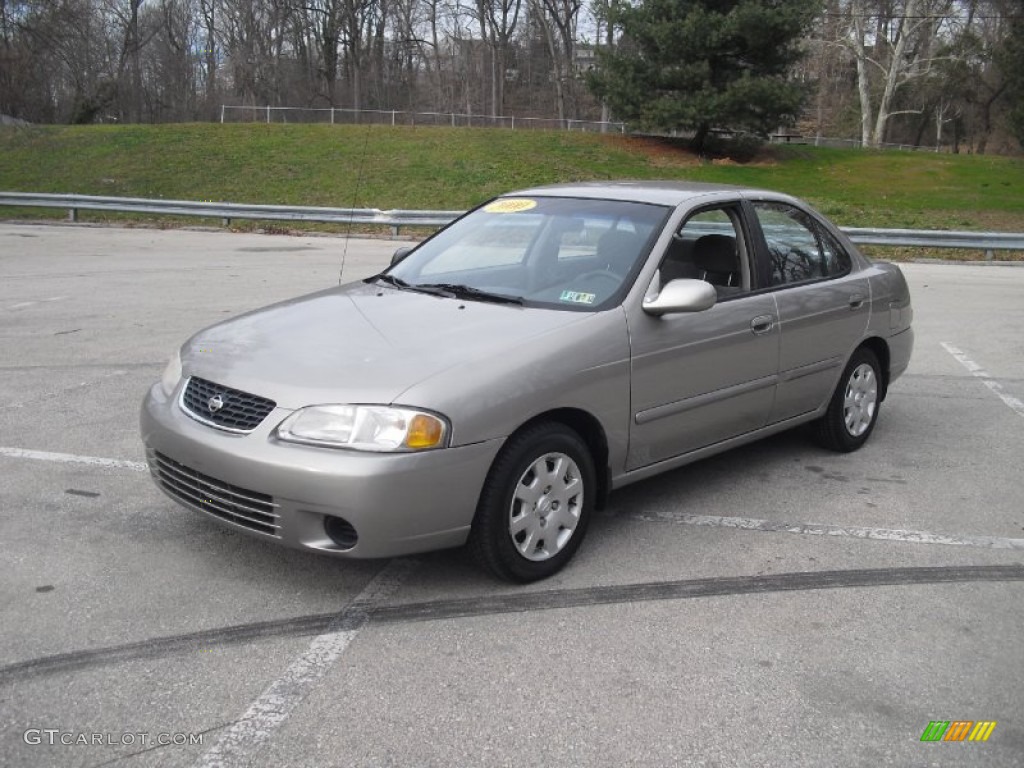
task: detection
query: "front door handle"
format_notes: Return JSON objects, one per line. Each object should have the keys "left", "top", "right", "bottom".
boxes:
{"left": 750, "top": 315, "right": 775, "bottom": 335}
{"left": 848, "top": 293, "right": 866, "bottom": 309}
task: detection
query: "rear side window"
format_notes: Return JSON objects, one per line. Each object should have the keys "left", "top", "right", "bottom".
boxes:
{"left": 752, "top": 202, "right": 851, "bottom": 286}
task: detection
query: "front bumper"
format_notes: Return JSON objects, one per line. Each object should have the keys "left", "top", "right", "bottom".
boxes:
{"left": 140, "top": 383, "right": 503, "bottom": 558}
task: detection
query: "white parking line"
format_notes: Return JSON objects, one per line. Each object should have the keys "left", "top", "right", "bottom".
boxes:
{"left": 941, "top": 342, "right": 1024, "bottom": 419}
{"left": 195, "top": 559, "right": 418, "bottom": 768}
{"left": 7, "top": 444, "right": 1021, "bottom": 551}
{"left": 631, "top": 512, "right": 1024, "bottom": 550}
{"left": 0, "top": 446, "right": 147, "bottom": 471}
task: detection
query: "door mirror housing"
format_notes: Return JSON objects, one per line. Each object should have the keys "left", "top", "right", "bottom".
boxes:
{"left": 642, "top": 279, "right": 717, "bottom": 316}
{"left": 391, "top": 246, "right": 413, "bottom": 266}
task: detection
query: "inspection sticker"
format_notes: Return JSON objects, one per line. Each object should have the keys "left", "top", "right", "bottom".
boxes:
{"left": 560, "top": 290, "right": 596, "bottom": 305}
{"left": 483, "top": 198, "right": 537, "bottom": 214}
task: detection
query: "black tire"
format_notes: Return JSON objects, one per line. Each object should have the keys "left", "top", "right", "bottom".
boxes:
{"left": 814, "top": 347, "right": 882, "bottom": 453}
{"left": 468, "top": 422, "right": 596, "bottom": 583}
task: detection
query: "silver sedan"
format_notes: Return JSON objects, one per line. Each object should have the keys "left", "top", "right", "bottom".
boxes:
{"left": 141, "top": 181, "right": 913, "bottom": 582}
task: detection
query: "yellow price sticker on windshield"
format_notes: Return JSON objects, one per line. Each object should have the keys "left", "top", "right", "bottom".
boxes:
{"left": 483, "top": 198, "right": 538, "bottom": 214}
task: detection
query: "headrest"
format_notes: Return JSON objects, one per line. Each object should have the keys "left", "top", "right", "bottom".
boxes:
{"left": 596, "top": 229, "right": 643, "bottom": 271}
{"left": 598, "top": 228, "right": 634, "bottom": 259}
{"left": 692, "top": 234, "right": 738, "bottom": 274}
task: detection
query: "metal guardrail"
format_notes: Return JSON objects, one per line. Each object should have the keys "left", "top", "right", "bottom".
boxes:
{"left": 0, "top": 192, "right": 457, "bottom": 235}
{"left": 1, "top": 192, "right": 1023, "bottom": 255}
{"left": 840, "top": 227, "right": 1024, "bottom": 252}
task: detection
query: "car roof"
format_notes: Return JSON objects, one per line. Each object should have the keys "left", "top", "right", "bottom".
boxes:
{"left": 506, "top": 180, "right": 788, "bottom": 207}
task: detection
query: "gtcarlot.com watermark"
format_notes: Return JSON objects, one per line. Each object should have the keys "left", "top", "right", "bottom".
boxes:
{"left": 24, "top": 729, "right": 203, "bottom": 747}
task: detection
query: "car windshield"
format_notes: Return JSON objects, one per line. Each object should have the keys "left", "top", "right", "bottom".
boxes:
{"left": 385, "top": 196, "right": 670, "bottom": 311}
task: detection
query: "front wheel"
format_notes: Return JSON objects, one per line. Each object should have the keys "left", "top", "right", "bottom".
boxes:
{"left": 468, "top": 422, "right": 595, "bottom": 583}
{"left": 814, "top": 347, "right": 882, "bottom": 452}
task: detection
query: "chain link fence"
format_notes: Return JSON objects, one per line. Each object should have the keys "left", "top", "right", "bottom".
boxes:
{"left": 220, "top": 105, "right": 971, "bottom": 151}
{"left": 220, "top": 105, "right": 625, "bottom": 133}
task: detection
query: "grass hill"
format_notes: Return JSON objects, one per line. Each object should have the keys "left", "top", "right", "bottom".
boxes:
{"left": 1, "top": 123, "right": 1022, "bottom": 233}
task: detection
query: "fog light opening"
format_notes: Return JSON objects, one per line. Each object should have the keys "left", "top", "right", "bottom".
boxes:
{"left": 324, "top": 515, "right": 358, "bottom": 550}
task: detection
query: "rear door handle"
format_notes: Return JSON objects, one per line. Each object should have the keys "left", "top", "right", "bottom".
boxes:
{"left": 750, "top": 315, "right": 774, "bottom": 335}
{"left": 848, "top": 293, "right": 866, "bottom": 309}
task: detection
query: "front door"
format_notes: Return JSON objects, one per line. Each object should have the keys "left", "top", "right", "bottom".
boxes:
{"left": 627, "top": 205, "right": 780, "bottom": 470}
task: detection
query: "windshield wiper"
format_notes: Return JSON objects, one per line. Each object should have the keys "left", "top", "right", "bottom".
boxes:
{"left": 370, "top": 274, "right": 452, "bottom": 298}
{"left": 371, "top": 275, "right": 523, "bottom": 305}
{"left": 370, "top": 273, "right": 411, "bottom": 289}
{"left": 416, "top": 283, "right": 524, "bottom": 306}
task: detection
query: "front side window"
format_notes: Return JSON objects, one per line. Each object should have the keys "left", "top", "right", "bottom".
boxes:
{"left": 658, "top": 206, "right": 749, "bottom": 299}
{"left": 752, "top": 202, "right": 851, "bottom": 286}
{"left": 387, "top": 196, "right": 670, "bottom": 311}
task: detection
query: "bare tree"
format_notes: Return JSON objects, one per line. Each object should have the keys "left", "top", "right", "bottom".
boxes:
{"left": 528, "top": 0, "right": 579, "bottom": 122}
{"left": 218, "top": 0, "right": 296, "bottom": 107}
{"left": 196, "top": 0, "right": 218, "bottom": 115}
{"left": 473, "top": 0, "right": 521, "bottom": 116}
{"left": 125, "top": 0, "right": 145, "bottom": 120}
{"left": 147, "top": 0, "right": 201, "bottom": 120}
{"left": 337, "top": 0, "right": 372, "bottom": 108}
{"left": 588, "top": 0, "right": 616, "bottom": 127}
{"left": 0, "top": 0, "right": 1018, "bottom": 149}
{"left": 301, "top": 0, "right": 345, "bottom": 104}
{"left": 839, "top": 0, "right": 957, "bottom": 147}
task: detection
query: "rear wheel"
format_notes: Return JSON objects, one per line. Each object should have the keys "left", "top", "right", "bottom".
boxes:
{"left": 469, "top": 422, "right": 595, "bottom": 583}
{"left": 814, "top": 347, "right": 882, "bottom": 452}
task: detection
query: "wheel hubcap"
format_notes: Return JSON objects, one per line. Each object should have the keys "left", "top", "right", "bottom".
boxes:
{"left": 508, "top": 452, "right": 583, "bottom": 562}
{"left": 843, "top": 363, "right": 878, "bottom": 437}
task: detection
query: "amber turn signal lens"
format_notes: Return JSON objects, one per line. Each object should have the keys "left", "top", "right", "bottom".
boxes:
{"left": 405, "top": 414, "right": 445, "bottom": 449}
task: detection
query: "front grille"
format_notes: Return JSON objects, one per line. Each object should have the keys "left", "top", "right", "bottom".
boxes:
{"left": 181, "top": 376, "right": 276, "bottom": 432}
{"left": 152, "top": 452, "right": 280, "bottom": 536}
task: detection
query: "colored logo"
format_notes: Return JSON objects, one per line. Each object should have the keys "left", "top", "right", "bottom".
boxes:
{"left": 920, "top": 721, "right": 996, "bottom": 742}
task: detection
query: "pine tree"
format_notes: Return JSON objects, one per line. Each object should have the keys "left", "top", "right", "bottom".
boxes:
{"left": 589, "top": 0, "right": 821, "bottom": 152}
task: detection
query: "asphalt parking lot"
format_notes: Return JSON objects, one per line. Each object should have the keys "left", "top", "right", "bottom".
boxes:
{"left": 1, "top": 222, "right": 1022, "bottom": 768}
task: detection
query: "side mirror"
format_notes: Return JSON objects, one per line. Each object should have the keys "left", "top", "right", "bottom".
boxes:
{"left": 391, "top": 246, "right": 413, "bottom": 266}
{"left": 642, "top": 278, "right": 717, "bottom": 316}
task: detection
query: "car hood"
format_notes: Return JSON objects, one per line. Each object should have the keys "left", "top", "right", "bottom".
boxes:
{"left": 181, "top": 281, "right": 591, "bottom": 409}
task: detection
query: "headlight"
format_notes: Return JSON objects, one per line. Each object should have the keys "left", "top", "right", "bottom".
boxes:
{"left": 160, "top": 350, "right": 182, "bottom": 397}
{"left": 276, "top": 405, "right": 449, "bottom": 452}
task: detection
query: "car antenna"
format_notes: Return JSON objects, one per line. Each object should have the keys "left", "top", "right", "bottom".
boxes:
{"left": 340, "top": 121, "right": 374, "bottom": 285}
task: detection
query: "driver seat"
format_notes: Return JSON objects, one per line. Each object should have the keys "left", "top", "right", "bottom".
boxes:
{"left": 692, "top": 234, "right": 742, "bottom": 296}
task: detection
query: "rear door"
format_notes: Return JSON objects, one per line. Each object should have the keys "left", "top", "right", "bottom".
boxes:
{"left": 747, "top": 201, "right": 870, "bottom": 424}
